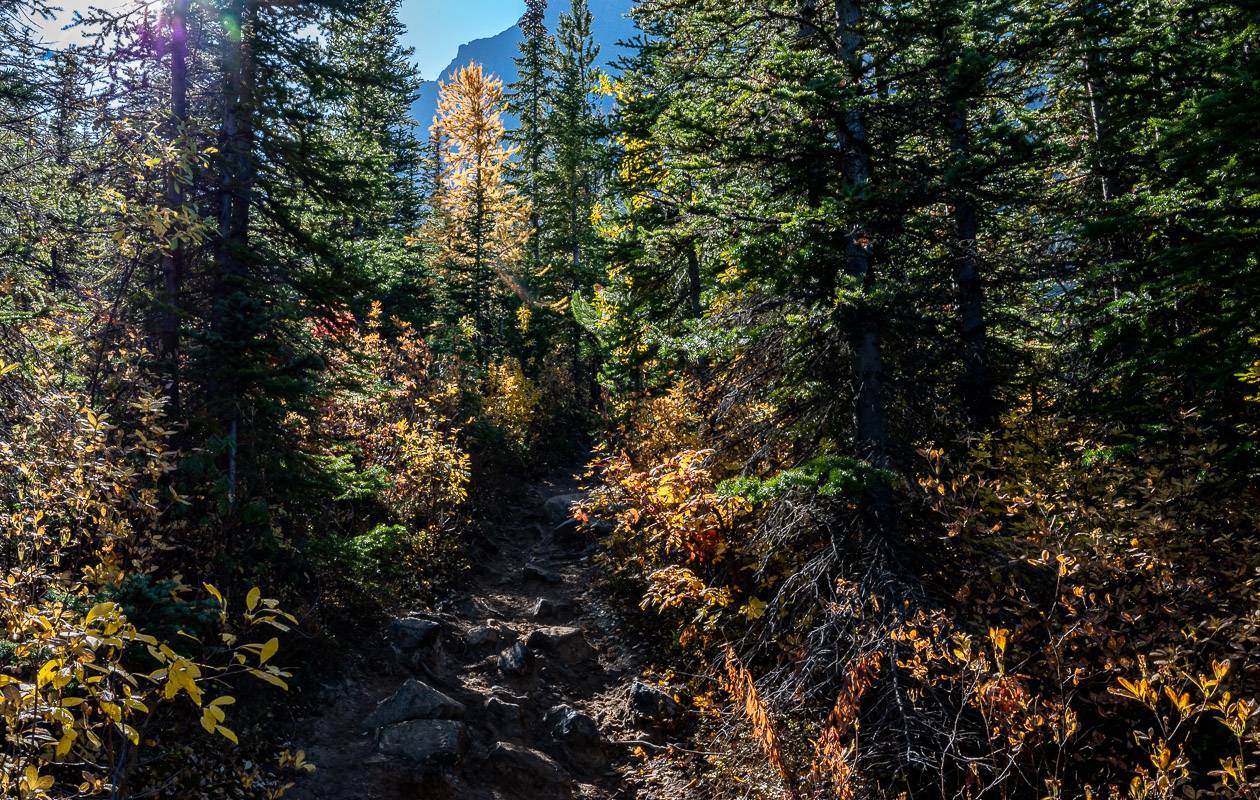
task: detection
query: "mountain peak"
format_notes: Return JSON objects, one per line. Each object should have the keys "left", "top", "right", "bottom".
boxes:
{"left": 411, "top": 0, "right": 635, "bottom": 130}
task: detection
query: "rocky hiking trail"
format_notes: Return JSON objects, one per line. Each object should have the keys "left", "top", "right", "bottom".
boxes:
{"left": 288, "top": 468, "right": 685, "bottom": 800}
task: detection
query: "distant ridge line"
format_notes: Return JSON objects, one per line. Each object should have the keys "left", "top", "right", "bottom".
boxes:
{"left": 410, "top": 0, "right": 636, "bottom": 130}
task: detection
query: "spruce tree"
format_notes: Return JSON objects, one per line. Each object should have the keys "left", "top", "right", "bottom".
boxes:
{"left": 507, "top": 0, "right": 552, "bottom": 300}
{"left": 318, "top": 0, "right": 429, "bottom": 323}
{"left": 175, "top": 0, "right": 431, "bottom": 525}
{"left": 1045, "top": 0, "right": 1260, "bottom": 452}
{"left": 539, "top": 0, "right": 604, "bottom": 393}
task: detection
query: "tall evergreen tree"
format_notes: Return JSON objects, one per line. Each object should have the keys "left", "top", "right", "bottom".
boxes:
{"left": 160, "top": 0, "right": 434, "bottom": 528}
{"left": 507, "top": 0, "right": 551, "bottom": 297}
{"left": 1044, "top": 0, "right": 1260, "bottom": 451}
{"left": 538, "top": 0, "right": 604, "bottom": 392}
{"left": 317, "top": 0, "right": 428, "bottom": 322}
{"left": 582, "top": 29, "right": 711, "bottom": 396}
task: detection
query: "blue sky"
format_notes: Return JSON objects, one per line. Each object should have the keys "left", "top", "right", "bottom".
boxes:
{"left": 40, "top": 1, "right": 526, "bottom": 79}
{"left": 399, "top": 1, "right": 525, "bottom": 80}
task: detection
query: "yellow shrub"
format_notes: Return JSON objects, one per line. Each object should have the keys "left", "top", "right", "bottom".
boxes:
{"left": 0, "top": 363, "right": 176, "bottom": 589}
{"left": 586, "top": 449, "right": 747, "bottom": 568}
{"left": 375, "top": 414, "right": 470, "bottom": 521}
{"left": 0, "top": 350, "right": 295, "bottom": 799}
{"left": 316, "top": 303, "right": 470, "bottom": 526}
{"left": 616, "top": 378, "right": 702, "bottom": 462}
{"left": 482, "top": 357, "right": 541, "bottom": 452}
{"left": 908, "top": 409, "right": 1260, "bottom": 798}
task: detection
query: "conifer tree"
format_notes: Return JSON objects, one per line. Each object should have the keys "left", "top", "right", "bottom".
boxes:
{"left": 1044, "top": 0, "right": 1260, "bottom": 447}
{"left": 538, "top": 0, "right": 604, "bottom": 391}
{"left": 173, "top": 0, "right": 431, "bottom": 519}
{"left": 583, "top": 30, "right": 713, "bottom": 395}
{"left": 428, "top": 63, "right": 527, "bottom": 363}
{"left": 507, "top": 0, "right": 551, "bottom": 291}
{"left": 318, "top": 0, "right": 428, "bottom": 322}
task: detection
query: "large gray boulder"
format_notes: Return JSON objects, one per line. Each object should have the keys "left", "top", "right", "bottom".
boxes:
{"left": 526, "top": 626, "right": 595, "bottom": 665}
{"left": 465, "top": 624, "right": 501, "bottom": 647}
{"left": 531, "top": 597, "right": 577, "bottom": 621}
{"left": 543, "top": 493, "right": 586, "bottom": 526}
{"left": 482, "top": 696, "right": 527, "bottom": 740}
{"left": 498, "top": 641, "right": 533, "bottom": 676}
{"left": 389, "top": 617, "right": 440, "bottom": 651}
{"left": 378, "top": 719, "right": 469, "bottom": 767}
{"left": 362, "top": 679, "right": 465, "bottom": 730}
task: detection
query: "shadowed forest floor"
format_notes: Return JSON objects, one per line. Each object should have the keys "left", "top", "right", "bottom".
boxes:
{"left": 287, "top": 465, "right": 666, "bottom": 800}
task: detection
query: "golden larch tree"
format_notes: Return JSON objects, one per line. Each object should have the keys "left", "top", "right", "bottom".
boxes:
{"left": 427, "top": 63, "right": 528, "bottom": 362}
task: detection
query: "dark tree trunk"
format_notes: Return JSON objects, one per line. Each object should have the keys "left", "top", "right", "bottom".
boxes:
{"left": 570, "top": 163, "right": 584, "bottom": 398}
{"left": 214, "top": 0, "right": 258, "bottom": 507}
{"left": 835, "top": 0, "right": 897, "bottom": 545}
{"left": 835, "top": 0, "right": 888, "bottom": 466}
{"left": 947, "top": 104, "right": 994, "bottom": 426}
{"left": 1082, "top": 48, "right": 1118, "bottom": 203}
{"left": 48, "top": 54, "right": 78, "bottom": 291}
{"left": 685, "top": 241, "right": 710, "bottom": 384}
{"left": 686, "top": 243, "right": 702, "bottom": 321}
{"left": 215, "top": 0, "right": 256, "bottom": 293}
{"left": 159, "top": 0, "right": 189, "bottom": 416}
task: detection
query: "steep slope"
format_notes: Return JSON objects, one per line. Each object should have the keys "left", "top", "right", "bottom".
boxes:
{"left": 411, "top": 0, "right": 635, "bottom": 131}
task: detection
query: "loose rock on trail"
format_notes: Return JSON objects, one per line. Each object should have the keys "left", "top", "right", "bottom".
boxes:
{"left": 288, "top": 470, "right": 666, "bottom": 800}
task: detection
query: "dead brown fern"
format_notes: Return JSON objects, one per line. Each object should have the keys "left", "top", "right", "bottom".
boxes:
{"left": 722, "top": 645, "right": 801, "bottom": 800}
{"left": 810, "top": 651, "right": 882, "bottom": 800}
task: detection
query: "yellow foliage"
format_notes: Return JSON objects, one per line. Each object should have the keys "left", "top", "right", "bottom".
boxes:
{"left": 585, "top": 449, "right": 746, "bottom": 581}
{"left": 425, "top": 63, "right": 529, "bottom": 349}
{"left": 642, "top": 565, "right": 732, "bottom": 614}
{"left": 0, "top": 582, "right": 293, "bottom": 798}
{"left": 482, "top": 357, "right": 541, "bottom": 452}
{"left": 0, "top": 363, "right": 177, "bottom": 588}
{"left": 317, "top": 303, "right": 471, "bottom": 524}
{"left": 619, "top": 378, "right": 703, "bottom": 462}
{"left": 0, "top": 319, "right": 299, "bottom": 799}
{"left": 906, "top": 408, "right": 1260, "bottom": 796}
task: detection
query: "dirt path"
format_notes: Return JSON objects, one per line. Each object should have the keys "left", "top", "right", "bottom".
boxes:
{"left": 288, "top": 467, "right": 653, "bottom": 800}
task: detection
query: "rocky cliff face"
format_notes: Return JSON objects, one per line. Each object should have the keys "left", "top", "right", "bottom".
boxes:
{"left": 410, "top": 0, "right": 636, "bottom": 131}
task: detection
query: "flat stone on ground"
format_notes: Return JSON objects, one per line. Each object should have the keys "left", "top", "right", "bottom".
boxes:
{"left": 362, "top": 679, "right": 465, "bottom": 730}
{"left": 389, "top": 617, "right": 440, "bottom": 651}
{"left": 628, "top": 680, "right": 682, "bottom": 726}
{"left": 531, "top": 597, "right": 577, "bottom": 620}
{"left": 377, "top": 719, "right": 469, "bottom": 768}
{"left": 543, "top": 493, "right": 586, "bottom": 526}
{"left": 488, "top": 742, "right": 570, "bottom": 794}
{"left": 527, "top": 626, "right": 595, "bottom": 665}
